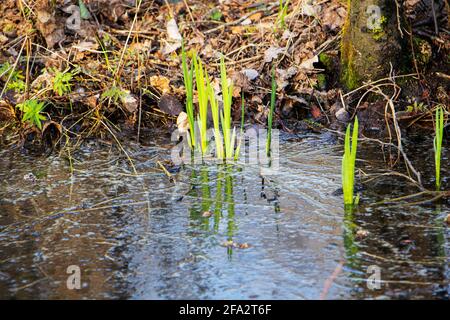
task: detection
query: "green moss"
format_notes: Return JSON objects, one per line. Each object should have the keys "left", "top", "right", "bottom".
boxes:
{"left": 370, "top": 15, "right": 387, "bottom": 41}
{"left": 316, "top": 74, "right": 327, "bottom": 90}
{"left": 319, "top": 53, "right": 333, "bottom": 70}
{"left": 340, "top": 0, "right": 360, "bottom": 90}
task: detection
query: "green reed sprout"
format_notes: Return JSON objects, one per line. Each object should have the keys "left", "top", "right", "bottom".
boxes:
{"left": 266, "top": 65, "right": 276, "bottom": 156}
{"left": 278, "top": 0, "right": 290, "bottom": 29}
{"left": 234, "top": 91, "right": 245, "bottom": 160}
{"left": 434, "top": 106, "right": 444, "bottom": 190}
{"left": 194, "top": 54, "right": 209, "bottom": 155}
{"left": 181, "top": 42, "right": 195, "bottom": 149}
{"left": 220, "top": 55, "right": 236, "bottom": 159}
{"left": 206, "top": 73, "right": 224, "bottom": 159}
{"left": 342, "top": 116, "right": 359, "bottom": 207}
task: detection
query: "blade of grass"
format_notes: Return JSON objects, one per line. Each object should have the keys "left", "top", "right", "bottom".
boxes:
{"left": 181, "top": 42, "right": 195, "bottom": 149}
{"left": 194, "top": 54, "right": 209, "bottom": 155}
{"left": 220, "top": 54, "right": 234, "bottom": 159}
{"left": 207, "top": 71, "right": 224, "bottom": 159}
{"left": 266, "top": 65, "right": 276, "bottom": 156}
{"left": 434, "top": 106, "right": 444, "bottom": 190}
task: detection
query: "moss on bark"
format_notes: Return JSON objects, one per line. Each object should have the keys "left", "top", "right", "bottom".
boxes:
{"left": 340, "top": 0, "right": 402, "bottom": 90}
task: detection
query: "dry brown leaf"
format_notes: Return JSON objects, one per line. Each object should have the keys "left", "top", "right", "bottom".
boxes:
{"left": 150, "top": 75, "right": 171, "bottom": 94}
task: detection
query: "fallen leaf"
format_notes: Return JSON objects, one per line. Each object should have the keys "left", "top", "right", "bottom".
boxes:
{"left": 264, "top": 46, "right": 284, "bottom": 63}
{"left": 158, "top": 94, "right": 183, "bottom": 116}
{"left": 150, "top": 75, "right": 171, "bottom": 94}
{"left": 177, "top": 111, "right": 189, "bottom": 133}
{"left": 202, "top": 211, "right": 213, "bottom": 218}
{"left": 121, "top": 91, "right": 138, "bottom": 113}
{"left": 162, "top": 18, "right": 182, "bottom": 55}
{"left": 300, "top": 55, "right": 319, "bottom": 70}
{"left": 241, "top": 68, "right": 259, "bottom": 81}
{"left": 311, "top": 105, "right": 322, "bottom": 119}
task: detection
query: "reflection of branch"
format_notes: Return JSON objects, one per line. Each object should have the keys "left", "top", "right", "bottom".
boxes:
{"left": 319, "top": 261, "right": 344, "bottom": 300}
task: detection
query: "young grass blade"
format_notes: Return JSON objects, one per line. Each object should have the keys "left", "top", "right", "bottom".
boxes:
{"left": 194, "top": 55, "right": 209, "bottom": 155}
{"left": 207, "top": 72, "right": 224, "bottom": 159}
{"left": 181, "top": 42, "right": 195, "bottom": 149}
{"left": 234, "top": 91, "right": 245, "bottom": 161}
{"left": 266, "top": 65, "right": 276, "bottom": 156}
{"left": 220, "top": 55, "right": 234, "bottom": 159}
{"left": 434, "top": 106, "right": 444, "bottom": 190}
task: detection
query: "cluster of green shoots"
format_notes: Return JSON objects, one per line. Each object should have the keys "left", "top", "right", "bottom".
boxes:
{"left": 52, "top": 69, "right": 73, "bottom": 96}
{"left": 434, "top": 106, "right": 444, "bottom": 190}
{"left": 342, "top": 117, "right": 359, "bottom": 208}
{"left": 16, "top": 99, "right": 46, "bottom": 130}
{"left": 181, "top": 45, "right": 241, "bottom": 160}
{"left": 277, "top": 0, "right": 290, "bottom": 29}
{"left": 0, "top": 62, "right": 26, "bottom": 93}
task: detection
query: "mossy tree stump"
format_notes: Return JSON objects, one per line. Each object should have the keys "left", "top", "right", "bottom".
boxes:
{"left": 341, "top": 0, "right": 402, "bottom": 90}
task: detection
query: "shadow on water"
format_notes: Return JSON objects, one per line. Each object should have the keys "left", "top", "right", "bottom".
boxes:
{"left": 0, "top": 130, "right": 448, "bottom": 299}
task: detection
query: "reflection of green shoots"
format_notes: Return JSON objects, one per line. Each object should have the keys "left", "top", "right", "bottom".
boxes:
{"left": 220, "top": 55, "right": 236, "bottom": 159}
{"left": 207, "top": 73, "right": 224, "bottom": 159}
{"left": 181, "top": 42, "right": 195, "bottom": 149}
{"left": 17, "top": 99, "right": 46, "bottom": 130}
{"left": 194, "top": 55, "right": 209, "bottom": 155}
{"left": 342, "top": 117, "right": 359, "bottom": 207}
{"left": 434, "top": 106, "right": 444, "bottom": 190}
{"left": 278, "top": 0, "right": 290, "bottom": 29}
{"left": 266, "top": 65, "right": 276, "bottom": 156}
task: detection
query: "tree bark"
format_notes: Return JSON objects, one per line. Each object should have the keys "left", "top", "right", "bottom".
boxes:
{"left": 341, "top": 0, "right": 402, "bottom": 90}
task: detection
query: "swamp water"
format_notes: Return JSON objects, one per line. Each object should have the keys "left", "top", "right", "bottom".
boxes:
{"left": 0, "top": 129, "right": 448, "bottom": 299}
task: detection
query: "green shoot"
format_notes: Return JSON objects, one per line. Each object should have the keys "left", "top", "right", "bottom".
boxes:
{"left": 206, "top": 72, "right": 224, "bottom": 159}
{"left": 16, "top": 99, "right": 46, "bottom": 130}
{"left": 210, "top": 9, "right": 223, "bottom": 21}
{"left": 266, "top": 65, "right": 276, "bottom": 156}
{"left": 434, "top": 106, "right": 445, "bottom": 190}
{"left": 101, "top": 86, "right": 126, "bottom": 103}
{"left": 0, "top": 62, "right": 26, "bottom": 93}
{"left": 234, "top": 91, "right": 245, "bottom": 161}
{"left": 181, "top": 42, "right": 195, "bottom": 149}
{"left": 278, "top": 0, "right": 290, "bottom": 29}
{"left": 220, "top": 55, "right": 236, "bottom": 159}
{"left": 342, "top": 117, "right": 359, "bottom": 207}
{"left": 53, "top": 69, "right": 73, "bottom": 96}
{"left": 79, "top": 0, "right": 91, "bottom": 20}
{"left": 194, "top": 54, "right": 209, "bottom": 155}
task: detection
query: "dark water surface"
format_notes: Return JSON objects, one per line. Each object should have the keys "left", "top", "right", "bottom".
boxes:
{"left": 0, "top": 130, "right": 448, "bottom": 299}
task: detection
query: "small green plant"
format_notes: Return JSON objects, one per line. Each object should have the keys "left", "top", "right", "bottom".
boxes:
{"left": 194, "top": 54, "right": 209, "bottom": 155}
{"left": 52, "top": 69, "right": 73, "bottom": 96}
{"left": 101, "top": 86, "right": 126, "bottom": 103}
{"left": 342, "top": 117, "right": 359, "bottom": 207}
{"left": 406, "top": 100, "right": 427, "bottom": 113}
{"left": 210, "top": 9, "right": 223, "bottom": 21}
{"left": 16, "top": 99, "right": 46, "bottom": 130}
{"left": 0, "top": 62, "right": 26, "bottom": 93}
{"left": 181, "top": 42, "right": 195, "bottom": 149}
{"left": 220, "top": 55, "right": 236, "bottom": 159}
{"left": 278, "top": 0, "right": 290, "bottom": 29}
{"left": 434, "top": 106, "right": 445, "bottom": 190}
{"left": 266, "top": 65, "right": 276, "bottom": 156}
